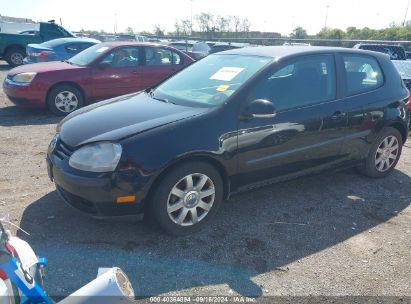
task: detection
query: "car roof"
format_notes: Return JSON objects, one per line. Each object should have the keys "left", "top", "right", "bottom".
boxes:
{"left": 46, "top": 37, "right": 101, "bottom": 44}
{"left": 219, "top": 46, "right": 390, "bottom": 61}
{"left": 100, "top": 41, "right": 175, "bottom": 48}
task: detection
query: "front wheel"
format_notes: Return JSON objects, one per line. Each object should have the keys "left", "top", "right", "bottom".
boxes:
{"left": 359, "top": 127, "right": 403, "bottom": 178}
{"left": 149, "top": 162, "right": 223, "bottom": 235}
{"left": 47, "top": 85, "right": 84, "bottom": 116}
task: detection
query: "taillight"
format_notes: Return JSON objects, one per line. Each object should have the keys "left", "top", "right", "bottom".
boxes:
{"left": 31, "top": 51, "right": 49, "bottom": 58}
{"left": 408, "top": 93, "right": 411, "bottom": 109}
{"left": 0, "top": 270, "right": 7, "bottom": 280}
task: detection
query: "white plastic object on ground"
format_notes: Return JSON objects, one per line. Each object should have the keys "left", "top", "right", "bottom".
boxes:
{"left": 58, "top": 267, "right": 134, "bottom": 304}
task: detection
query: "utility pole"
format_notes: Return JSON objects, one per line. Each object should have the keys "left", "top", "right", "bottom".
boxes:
{"left": 403, "top": 0, "right": 411, "bottom": 26}
{"left": 114, "top": 13, "right": 118, "bottom": 34}
{"left": 190, "top": 0, "right": 194, "bottom": 35}
{"left": 324, "top": 5, "right": 330, "bottom": 29}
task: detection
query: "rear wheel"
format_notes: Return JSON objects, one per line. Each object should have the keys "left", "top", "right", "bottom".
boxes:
{"left": 5, "top": 48, "right": 25, "bottom": 67}
{"left": 359, "top": 127, "right": 403, "bottom": 178}
{"left": 47, "top": 85, "right": 84, "bottom": 116}
{"left": 149, "top": 162, "right": 223, "bottom": 235}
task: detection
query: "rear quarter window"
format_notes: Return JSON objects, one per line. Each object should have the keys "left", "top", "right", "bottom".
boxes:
{"left": 343, "top": 55, "right": 384, "bottom": 96}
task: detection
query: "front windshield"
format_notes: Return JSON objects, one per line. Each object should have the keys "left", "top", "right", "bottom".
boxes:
{"left": 68, "top": 44, "right": 108, "bottom": 66}
{"left": 153, "top": 54, "right": 271, "bottom": 107}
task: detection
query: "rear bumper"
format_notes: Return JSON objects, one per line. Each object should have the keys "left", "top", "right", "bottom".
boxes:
{"left": 3, "top": 78, "right": 46, "bottom": 108}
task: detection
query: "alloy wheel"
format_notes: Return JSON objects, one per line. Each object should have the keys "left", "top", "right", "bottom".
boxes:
{"left": 375, "top": 135, "right": 399, "bottom": 172}
{"left": 167, "top": 173, "right": 215, "bottom": 226}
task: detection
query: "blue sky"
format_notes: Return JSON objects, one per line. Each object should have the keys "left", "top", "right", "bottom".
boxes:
{"left": 1, "top": 0, "right": 410, "bottom": 35}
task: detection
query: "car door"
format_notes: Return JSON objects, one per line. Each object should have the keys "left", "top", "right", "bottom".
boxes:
{"left": 336, "top": 53, "right": 387, "bottom": 161}
{"left": 236, "top": 54, "right": 348, "bottom": 187}
{"left": 90, "top": 46, "right": 144, "bottom": 101}
{"left": 140, "top": 47, "right": 184, "bottom": 88}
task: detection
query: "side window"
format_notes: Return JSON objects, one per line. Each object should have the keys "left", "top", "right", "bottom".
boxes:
{"left": 172, "top": 51, "right": 182, "bottom": 65}
{"left": 48, "top": 25, "right": 70, "bottom": 38}
{"left": 343, "top": 55, "right": 383, "bottom": 95}
{"left": 65, "top": 44, "right": 80, "bottom": 54}
{"left": 99, "top": 47, "right": 140, "bottom": 68}
{"left": 145, "top": 48, "right": 181, "bottom": 66}
{"left": 78, "top": 43, "right": 94, "bottom": 52}
{"left": 251, "top": 55, "right": 336, "bottom": 111}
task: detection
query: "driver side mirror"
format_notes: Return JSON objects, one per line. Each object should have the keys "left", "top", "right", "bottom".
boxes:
{"left": 241, "top": 99, "right": 277, "bottom": 120}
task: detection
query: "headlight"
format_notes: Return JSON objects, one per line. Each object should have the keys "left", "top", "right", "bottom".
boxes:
{"left": 69, "top": 142, "right": 122, "bottom": 172}
{"left": 11, "top": 72, "right": 37, "bottom": 83}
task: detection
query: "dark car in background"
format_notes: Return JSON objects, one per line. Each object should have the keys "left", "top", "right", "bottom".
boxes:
{"left": 23, "top": 37, "right": 100, "bottom": 64}
{"left": 353, "top": 43, "right": 407, "bottom": 60}
{"left": 209, "top": 44, "right": 241, "bottom": 54}
{"left": 168, "top": 41, "right": 210, "bottom": 60}
{"left": 3, "top": 42, "right": 194, "bottom": 115}
{"left": 392, "top": 60, "right": 411, "bottom": 127}
{"left": 46, "top": 46, "right": 409, "bottom": 235}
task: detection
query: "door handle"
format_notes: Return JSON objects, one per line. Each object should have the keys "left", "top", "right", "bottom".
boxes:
{"left": 331, "top": 111, "right": 346, "bottom": 120}
{"left": 131, "top": 71, "right": 139, "bottom": 75}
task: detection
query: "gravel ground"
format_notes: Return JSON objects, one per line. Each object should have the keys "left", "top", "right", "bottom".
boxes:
{"left": 0, "top": 60, "right": 410, "bottom": 302}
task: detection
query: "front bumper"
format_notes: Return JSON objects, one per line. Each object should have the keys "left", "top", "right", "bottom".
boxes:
{"left": 3, "top": 78, "right": 46, "bottom": 108}
{"left": 47, "top": 154, "right": 147, "bottom": 217}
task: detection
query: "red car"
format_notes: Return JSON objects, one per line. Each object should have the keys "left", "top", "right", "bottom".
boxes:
{"left": 3, "top": 42, "right": 194, "bottom": 115}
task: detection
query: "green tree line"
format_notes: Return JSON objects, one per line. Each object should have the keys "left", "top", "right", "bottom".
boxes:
{"left": 291, "top": 23, "right": 411, "bottom": 46}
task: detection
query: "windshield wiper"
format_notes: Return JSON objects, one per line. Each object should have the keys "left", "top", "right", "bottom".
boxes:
{"left": 146, "top": 89, "right": 175, "bottom": 104}
{"left": 152, "top": 97, "right": 175, "bottom": 104}
{"left": 63, "top": 60, "right": 73, "bottom": 65}
{"left": 146, "top": 88, "right": 155, "bottom": 97}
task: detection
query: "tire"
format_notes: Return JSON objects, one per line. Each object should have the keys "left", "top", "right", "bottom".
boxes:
{"left": 149, "top": 161, "right": 224, "bottom": 235}
{"left": 5, "top": 48, "right": 26, "bottom": 67}
{"left": 47, "top": 85, "right": 84, "bottom": 116}
{"left": 358, "top": 127, "right": 403, "bottom": 178}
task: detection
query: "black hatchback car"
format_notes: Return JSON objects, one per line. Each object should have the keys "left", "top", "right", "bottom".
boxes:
{"left": 47, "top": 46, "right": 410, "bottom": 235}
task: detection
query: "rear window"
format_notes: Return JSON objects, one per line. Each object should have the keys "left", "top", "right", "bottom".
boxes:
{"left": 41, "top": 39, "right": 66, "bottom": 48}
{"left": 357, "top": 45, "right": 406, "bottom": 60}
{"left": 344, "top": 55, "right": 384, "bottom": 95}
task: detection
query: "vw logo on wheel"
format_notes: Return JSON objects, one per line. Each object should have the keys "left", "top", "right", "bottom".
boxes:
{"left": 186, "top": 193, "right": 197, "bottom": 203}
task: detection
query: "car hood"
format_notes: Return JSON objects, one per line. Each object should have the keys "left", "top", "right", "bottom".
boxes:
{"left": 8, "top": 61, "right": 82, "bottom": 77}
{"left": 58, "top": 92, "right": 209, "bottom": 148}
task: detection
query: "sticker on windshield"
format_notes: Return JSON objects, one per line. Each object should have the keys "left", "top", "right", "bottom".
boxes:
{"left": 216, "top": 85, "right": 230, "bottom": 92}
{"left": 96, "top": 47, "right": 109, "bottom": 53}
{"left": 210, "top": 67, "right": 244, "bottom": 81}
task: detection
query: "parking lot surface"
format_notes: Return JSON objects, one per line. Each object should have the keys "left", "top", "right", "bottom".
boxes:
{"left": 0, "top": 60, "right": 410, "bottom": 300}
